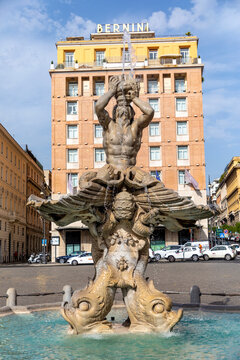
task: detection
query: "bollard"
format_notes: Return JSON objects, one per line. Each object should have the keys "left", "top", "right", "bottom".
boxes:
{"left": 6, "top": 288, "right": 17, "bottom": 307}
{"left": 190, "top": 285, "right": 201, "bottom": 304}
{"left": 62, "top": 285, "right": 72, "bottom": 305}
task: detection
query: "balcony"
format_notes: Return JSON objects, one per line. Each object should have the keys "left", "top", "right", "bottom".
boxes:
{"left": 52, "top": 56, "right": 202, "bottom": 71}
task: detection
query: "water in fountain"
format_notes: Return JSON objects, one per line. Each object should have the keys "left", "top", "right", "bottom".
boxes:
{"left": 1, "top": 310, "right": 240, "bottom": 359}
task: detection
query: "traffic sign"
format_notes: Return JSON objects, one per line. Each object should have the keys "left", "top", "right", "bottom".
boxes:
{"left": 41, "top": 239, "right": 47, "bottom": 246}
{"left": 219, "top": 233, "right": 225, "bottom": 238}
{"left": 223, "top": 229, "right": 228, "bottom": 234}
{"left": 51, "top": 236, "right": 60, "bottom": 246}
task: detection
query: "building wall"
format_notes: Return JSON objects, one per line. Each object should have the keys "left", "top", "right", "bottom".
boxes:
{"left": 226, "top": 157, "right": 240, "bottom": 224}
{"left": 0, "top": 125, "right": 28, "bottom": 262}
{"left": 51, "top": 32, "right": 208, "bottom": 254}
{"left": 0, "top": 124, "right": 51, "bottom": 262}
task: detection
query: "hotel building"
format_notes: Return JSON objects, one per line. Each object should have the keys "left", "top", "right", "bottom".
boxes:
{"left": 50, "top": 26, "right": 208, "bottom": 258}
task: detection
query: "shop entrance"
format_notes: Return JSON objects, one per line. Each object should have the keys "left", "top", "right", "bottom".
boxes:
{"left": 66, "top": 231, "right": 81, "bottom": 255}
{"left": 150, "top": 228, "right": 165, "bottom": 250}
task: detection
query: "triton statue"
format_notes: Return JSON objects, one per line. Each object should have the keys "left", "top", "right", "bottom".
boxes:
{"left": 28, "top": 75, "right": 214, "bottom": 334}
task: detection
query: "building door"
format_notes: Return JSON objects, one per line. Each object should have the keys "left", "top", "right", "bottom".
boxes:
{"left": 66, "top": 231, "right": 81, "bottom": 255}
{"left": 150, "top": 228, "right": 165, "bottom": 250}
{"left": 178, "top": 229, "right": 190, "bottom": 245}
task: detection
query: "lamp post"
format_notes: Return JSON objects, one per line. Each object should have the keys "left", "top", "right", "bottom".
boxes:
{"left": 42, "top": 217, "right": 47, "bottom": 264}
{"left": 40, "top": 188, "right": 48, "bottom": 264}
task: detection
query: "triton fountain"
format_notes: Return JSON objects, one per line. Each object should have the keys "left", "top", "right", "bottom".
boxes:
{"left": 28, "top": 74, "right": 214, "bottom": 335}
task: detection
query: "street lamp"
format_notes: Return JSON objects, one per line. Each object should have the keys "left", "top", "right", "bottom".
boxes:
{"left": 40, "top": 191, "right": 47, "bottom": 264}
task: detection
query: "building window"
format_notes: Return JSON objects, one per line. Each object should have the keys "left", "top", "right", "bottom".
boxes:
{"left": 1, "top": 142, "right": 3, "bottom": 154}
{"left": 148, "top": 80, "right": 158, "bottom": 93}
{"left": 95, "top": 124, "right": 103, "bottom": 138}
{"left": 68, "top": 82, "right": 78, "bottom": 96}
{"left": 149, "top": 50, "right": 158, "bottom": 60}
{"left": 177, "top": 121, "right": 187, "bottom": 135}
{"left": 67, "top": 149, "right": 78, "bottom": 163}
{"left": 122, "top": 50, "right": 130, "bottom": 62}
{"left": 67, "top": 173, "right": 78, "bottom": 192}
{"left": 95, "top": 82, "right": 105, "bottom": 96}
{"left": 96, "top": 51, "right": 105, "bottom": 66}
{"left": 175, "top": 78, "right": 186, "bottom": 93}
{"left": 150, "top": 147, "right": 160, "bottom": 161}
{"left": 178, "top": 170, "right": 186, "bottom": 185}
{"left": 180, "top": 48, "right": 189, "bottom": 63}
{"left": 150, "top": 170, "right": 161, "bottom": 180}
{"left": 67, "top": 125, "right": 78, "bottom": 139}
{"left": 95, "top": 148, "right": 105, "bottom": 162}
{"left": 65, "top": 52, "right": 74, "bottom": 67}
{"left": 149, "top": 122, "right": 160, "bottom": 137}
{"left": 177, "top": 146, "right": 188, "bottom": 160}
{"left": 149, "top": 99, "right": 159, "bottom": 113}
{"left": 67, "top": 101, "right": 77, "bottom": 115}
{"left": 176, "top": 98, "right": 187, "bottom": 112}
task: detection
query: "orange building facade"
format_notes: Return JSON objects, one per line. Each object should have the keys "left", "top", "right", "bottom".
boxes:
{"left": 50, "top": 29, "right": 208, "bottom": 259}
{"left": 0, "top": 124, "right": 51, "bottom": 262}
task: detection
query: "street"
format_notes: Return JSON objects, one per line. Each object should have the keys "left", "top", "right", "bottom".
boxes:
{"left": 1, "top": 258, "right": 240, "bottom": 307}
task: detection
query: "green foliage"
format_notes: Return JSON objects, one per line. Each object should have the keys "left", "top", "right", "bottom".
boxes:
{"left": 235, "top": 222, "right": 240, "bottom": 233}
{"left": 217, "top": 222, "right": 240, "bottom": 234}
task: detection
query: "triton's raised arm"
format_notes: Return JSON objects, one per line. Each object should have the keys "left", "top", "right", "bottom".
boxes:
{"left": 132, "top": 96, "right": 154, "bottom": 129}
{"left": 95, "top": 76, "right": 120, "bottom": 129}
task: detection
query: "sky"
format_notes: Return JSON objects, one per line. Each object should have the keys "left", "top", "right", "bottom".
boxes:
{"left": 0, "top": 0, "right": 240, "bottom": 182}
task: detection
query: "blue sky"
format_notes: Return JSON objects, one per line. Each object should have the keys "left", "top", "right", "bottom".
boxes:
{"left": 0, "top": 0, "right": 240, "bottom": 183}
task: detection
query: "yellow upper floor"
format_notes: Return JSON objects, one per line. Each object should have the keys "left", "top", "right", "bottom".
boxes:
{"left": 56, "top": 33, "right": 199, "bottom": 67}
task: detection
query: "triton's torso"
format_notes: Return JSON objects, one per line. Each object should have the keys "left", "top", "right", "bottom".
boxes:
{"left": 103, "top": 120, "right": 142, "bottom": 170}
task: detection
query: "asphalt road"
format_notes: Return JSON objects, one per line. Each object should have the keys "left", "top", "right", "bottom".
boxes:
{"left": 1, "top": 258, "right": 240, "bottom": 307}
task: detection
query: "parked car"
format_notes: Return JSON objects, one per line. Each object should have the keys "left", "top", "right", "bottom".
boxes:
{"left": 67, "top": 252, "right": 93, "bottom": 265}
{"left": 229, "top": 244, "right": 240, "bottom": 255}
{"left": 148, "top": 248, "right": 155, "bottom": 262}
{"left": 165, "top": 246, "right": 202, "bottom": 262}
{"left": 154, "top": 245, "right": 183, "bottom": 261}
{"left": 202, "top": 245, "right": 236, "bottom": 261}
{"left": 56, "top": 251, "right": 85, "bottom": 264}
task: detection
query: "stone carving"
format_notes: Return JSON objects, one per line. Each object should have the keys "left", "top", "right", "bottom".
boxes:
{"left": 28, "top": 75, "right": 214, "bottom": 334}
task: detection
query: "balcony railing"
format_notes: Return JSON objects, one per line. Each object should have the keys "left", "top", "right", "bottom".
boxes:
{"left": 53, "top": 56, "right": 201, "bottom": 70}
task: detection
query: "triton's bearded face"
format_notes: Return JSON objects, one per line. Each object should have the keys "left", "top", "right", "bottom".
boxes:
{"left": 115, "top": 80, "right": 140, "bottom": 105}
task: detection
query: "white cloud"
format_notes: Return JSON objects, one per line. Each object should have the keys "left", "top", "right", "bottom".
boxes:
{"left": 57, "top": 14, "right": 96, "bottom": 38}
{"left": 148, "top": 11, "right": 167, "bottom": 33}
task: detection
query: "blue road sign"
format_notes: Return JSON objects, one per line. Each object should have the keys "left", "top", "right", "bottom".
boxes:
{"left": 219, "top": 233, "right": 225, "bottom": 238}
{"left": 41, "top": 239, "right": 47, "bottom": 246}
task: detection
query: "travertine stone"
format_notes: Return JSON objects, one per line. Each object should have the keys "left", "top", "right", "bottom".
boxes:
{"left": 28, "top": 75, "right": 214, "bottom": 334}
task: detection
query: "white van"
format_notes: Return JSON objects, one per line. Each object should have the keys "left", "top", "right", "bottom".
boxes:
{"left": 183, "top": 241, "right": 209, "bottom": 251}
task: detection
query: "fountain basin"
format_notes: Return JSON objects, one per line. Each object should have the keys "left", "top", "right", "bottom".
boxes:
{"left": 1, "top": 308, "right": 240, "bottom": 359}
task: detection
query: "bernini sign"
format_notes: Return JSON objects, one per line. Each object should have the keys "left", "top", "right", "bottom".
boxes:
{"left": 97, "top": 23, "right": 149, "bottom": 33}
